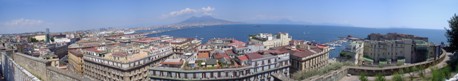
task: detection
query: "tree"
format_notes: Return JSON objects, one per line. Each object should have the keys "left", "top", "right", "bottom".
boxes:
{"left": 443, "top": 66, "right": 452, "bottom": 79}
{"left": 392, "top": 72, "right": 403, "bottom": 81}
{"left": 30, "top": 37, "right": 39, "bottom": 42}
{"left": 375, "top": 74, "right": 386, "bottom": 81}
{"left": 50, "top": 37, "right": 55, "bottom": 42}
{"left": 446, "top": 14, "right": 458, "bottom": 71}
{"left": 446, "top": 14, "right": 458, "bottom": 51}
{"left": 359, "top": 73, "right": 368, "bottom": 81}
{"left": 431, "top": 68, "right": 445, "bottom": 81}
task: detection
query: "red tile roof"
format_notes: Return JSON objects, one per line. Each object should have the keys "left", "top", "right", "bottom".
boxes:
{"left": 229, "top": 39, "right": 246, "bottom": 48}
{"left": 85, "top": 47, "right": 103, "bottom": 53}
{"left": 237, "top": 55, "right": 249, "bottom": 61}
{"left": 197, "top": 52, "right": 210, "bottom": 59}
{"left": 267, "top": 46, "right": 291, "bottom": 54}
{"left": 246, "top": 53, "right": 263, "bottom": 60}
{"left": 214, "top": 53, "right": 229, "bottom": 59}
{"left": 291, "top": 50, "right": 314, "bottom": 58}
{"left": 161, "top": 59, "right": 183, "bottom": 65}
{"left": 311, "top": 47, "right": 323, "bottom": 52}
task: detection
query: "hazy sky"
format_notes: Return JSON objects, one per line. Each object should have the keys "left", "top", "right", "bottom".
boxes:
{"left": 1, "top": 0, "right": 457, "bottom": 34}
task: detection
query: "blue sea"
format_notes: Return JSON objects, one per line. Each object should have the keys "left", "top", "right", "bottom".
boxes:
{"left": 141, "top": 24, "right": 447, "bottom": 58}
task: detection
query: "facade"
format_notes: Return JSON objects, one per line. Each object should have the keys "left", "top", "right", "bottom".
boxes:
{"left": 67, "top": 38, "right": 116, "bottom": 74}
{"left": 149, "top": 51, "right": 290, "bottom": 81}
{"left": 163, "top": 38, "right": 201, "bottom": 54}
{"left": 412, "top": 40, "right": 436, "bottom": 63}
{"left": 359, "top": 33, "right": 439, "bottom": 65}
{"left": 68, "top": 49, "right": 85, "bottom": 74}
{"left": 150, "top": 37, "right": 292, "bottom": 81}
{"left": 249, "top": 32, "right": 292, "bottom": 49}
{"left": 362, "top": 39, "right": 414, "bottom": 64}
{"left": 287, "top": 43, "right": 331, "bottom": 72}
{"left": 33, "top": 35, "right": 47, "bottom": 41}
{"left": 344, "top": 41, "right": 365, "bottom": 65}
{"left": 83, "top": 43, "right": 173, "bottom": 81}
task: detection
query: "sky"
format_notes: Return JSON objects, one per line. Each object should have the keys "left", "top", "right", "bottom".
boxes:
{"left": 0, "top": 0, "right": 457, "bottom": 34}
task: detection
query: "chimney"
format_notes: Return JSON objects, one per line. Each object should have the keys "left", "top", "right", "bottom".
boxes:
{"left": 307, "top": 45, "right": 311, "bottom": 50}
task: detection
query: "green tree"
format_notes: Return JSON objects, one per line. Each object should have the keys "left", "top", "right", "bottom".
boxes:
{"left": 431, "top": 68, "right": 445, "bottom": 81}
{"left": 375, "top": 74, "right": 386, "bottom": 81}
{"left": 50, "top": 37, "right": 55, "bottom": 42}
{"left": 446, "top": 14, "right": 458, "bottom": 51}
{"left": 359, "top": 73, "right": 368, "bottom": 81}
{"left": 392, "top": 72, "right": 403, "bottom": 81}
{"left": 443, "top": 66, "right": 451, "bottom": 79}
{"left": 30, "top": 37, "right": 39, "bottom": 42}
{"left": 446, "top": 14, "right": 458, "bottom": 71}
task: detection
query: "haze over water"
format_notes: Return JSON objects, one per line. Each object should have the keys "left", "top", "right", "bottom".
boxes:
{"left": 145, "top": 24, "right": 446, "bottom": 44}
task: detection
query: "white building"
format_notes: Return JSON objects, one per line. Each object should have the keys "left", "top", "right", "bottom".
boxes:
{"left": 249, "top": 32, "right": 292, "bottom": 49}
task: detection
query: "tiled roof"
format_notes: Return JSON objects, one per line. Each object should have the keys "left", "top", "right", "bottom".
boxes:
{"left": 267, "top": 46, "right": 291, "bottom": 54}
{"left": 112, "top": 52, "right": 128, "bottom": 57}
{"left": 246, "top": 52, "right": 263, "bottom": 60}
{"left": 161, "top": 59, "right": 183, "bottom": 65}
{"left": 197, "top": 52, "right": 210, "bottom": 59}
{"left": 291, "top": 50, "right": 314, "bottom": 58}
{"left": 85, "top": 47, "right": 103, "bottom": 53}
{"left": 237, "top": 55, "right": 249, "bottom": 61}
{"left": 68, "top": 49, "right": 84, "bottom": 57}
{"left": 214, "top": 53, "right": 229, "bottom": 59}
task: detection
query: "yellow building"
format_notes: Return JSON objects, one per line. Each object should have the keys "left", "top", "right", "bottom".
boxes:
{"left": 33, "top": 35, "right": 46, "bottom": 41}
{"left": 68, "top": 49, "right": 84, "bottom": 74}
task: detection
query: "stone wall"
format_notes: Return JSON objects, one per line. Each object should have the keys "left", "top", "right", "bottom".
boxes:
{"left": 46, "top": 67, "right": 82, "bottom": 81}
{"left": 347, "top": 51, "right": 447, "bottom": 76}
{"left": 303, "top": 68, "right": 348, "bottom": 81}
{"left": 1, "top": 52, "right": 41, "bottom": 81}
{"left": 3, "top": 52, "right": 88, "bottom": 81}
{"left": 272, "top": 50, "right": 446, "bottom": 81}
{"left": 12, "top": 53, "right": 49, "bottom": 80}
